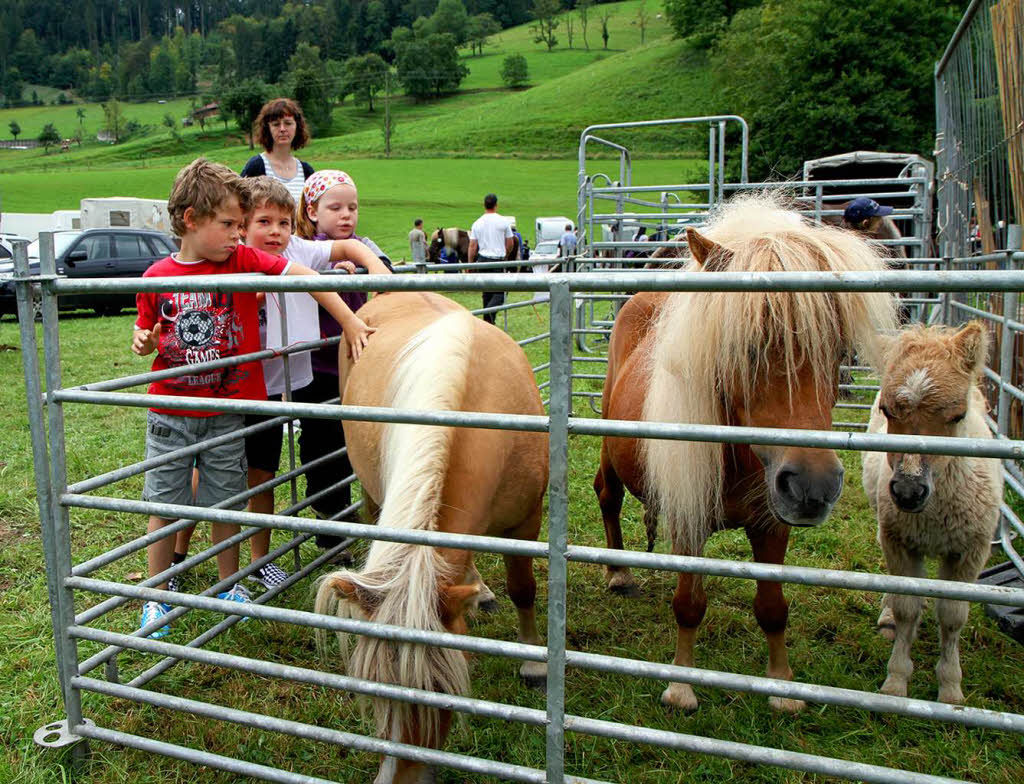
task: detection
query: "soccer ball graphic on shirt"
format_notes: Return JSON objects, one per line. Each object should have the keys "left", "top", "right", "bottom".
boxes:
{"left": 175, "top": 309, "right": 216, "bottom": 347}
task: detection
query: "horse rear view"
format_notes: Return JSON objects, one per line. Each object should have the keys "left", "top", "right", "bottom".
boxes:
{"left": 862, "top": 322, "right": 1001, "bottom": 704}
{"left": 315, "top": 292, "right": 548, "bottom": 784}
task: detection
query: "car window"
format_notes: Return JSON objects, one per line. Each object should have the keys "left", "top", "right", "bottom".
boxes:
{"left": 28, "top": 232, "right": 80, "bottom": 261}
{"left": 536, "top": 241, "right": 559, "bottom": 255}
{"left": 145, "top": 236, "right": 176, "bottom": 255}
{"left": 0, "top": 244, "right": 11, "bottom": 260}
{"left": 114, "top": 235, "right": 147, "bottom": 258}
{"left": 74, "top": 234, "right": 112, "bottom": 261}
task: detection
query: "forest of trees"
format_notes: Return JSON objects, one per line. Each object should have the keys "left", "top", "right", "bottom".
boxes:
{"left": 0, "top": 0, "right": 547, "bottom": 105}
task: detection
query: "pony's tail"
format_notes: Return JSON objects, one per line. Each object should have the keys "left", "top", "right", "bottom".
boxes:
{"left": 316, "top": 311, "right": 476, "bottom": 748}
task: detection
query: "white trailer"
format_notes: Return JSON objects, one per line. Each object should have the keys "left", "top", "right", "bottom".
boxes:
{"left": 535, "top": 216, "right": 574, "bottom": 244}
{"left": 79, "top": 197, "right": 172, "bottom": 233}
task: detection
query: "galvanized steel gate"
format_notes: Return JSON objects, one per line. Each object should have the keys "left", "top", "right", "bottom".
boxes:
{"left": 18, "top": 2, "right": 1024, "bottom": 776}
{"left": 16, "top": 238, "right": 1024, "bottom": 784}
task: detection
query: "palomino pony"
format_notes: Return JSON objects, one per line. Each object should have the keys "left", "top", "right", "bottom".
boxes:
{"left": 315, "top": 292, "right": 548, "bottom": 784}
{"left": 862, "top": 322, "right": 1001, "bottom": 704}
{"left": 594, "top": 196, "right": 895, "bottom": 713}
{"left": 427, "top": 227, "right": 469, "bottom": 264}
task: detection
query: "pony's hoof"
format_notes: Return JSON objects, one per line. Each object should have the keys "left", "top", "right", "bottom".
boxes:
{"left": 769, "top": 696, "right": 807, "bottom": 713}
{"left": 477, "top": 598, "right": 500, "bottom": 614}
{"left": 521, "top": 663, "right": 547, "bottom": 692}
{"left": 879, "top": 678, "right": 908, "bottom": 698}
{"left": 938, "top": 686, "right": 964, "bottom": 705}
{"left": 660, "top": 683, "right": 698, "bottom": 713}
{"left": 608, "top": 581, "right": 642, "bottom": 598}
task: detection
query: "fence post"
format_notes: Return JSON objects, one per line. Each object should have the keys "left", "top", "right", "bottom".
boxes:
{"left": 545, "top": 279, "right": 572, "bottom": 784}
{"left": 35, "top": 231, "right": 90, "bottom": 760}
{"left": 997, "top": 289, "right": 1018, "bottom": 437}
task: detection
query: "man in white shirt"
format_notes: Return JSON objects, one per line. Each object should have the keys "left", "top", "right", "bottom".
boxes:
{"left": 468, "top": 193, "right": 513, "bottom": 324}
{"left": 408, "top": 218, "right": 427, "bottom": 264}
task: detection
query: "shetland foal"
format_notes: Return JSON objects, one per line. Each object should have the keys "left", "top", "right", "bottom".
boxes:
{"left": 315, "top": 292, "right": 548, "bottom": 784}
{"left": 862, "top": 322, "right": 1001, "bottom": 704}
{"left": 595, "top": 196, "right": 895, "bottom": 713}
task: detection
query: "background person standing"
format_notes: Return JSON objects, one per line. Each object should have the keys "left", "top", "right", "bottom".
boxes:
{"left": 409, "top": 218, "right": 428, "bottom": 264}
{"left": 468, "top": 193, "right": 513, "bottom": 324}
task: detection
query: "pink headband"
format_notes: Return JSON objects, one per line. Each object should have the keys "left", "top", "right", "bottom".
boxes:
{"left": 303, "top": 170, "right": 357, "bottom": 204}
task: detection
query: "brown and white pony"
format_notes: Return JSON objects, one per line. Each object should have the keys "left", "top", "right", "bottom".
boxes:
{"left": 862, "top": 322, "right": 1001, "bottom": 704}
{"left": 427, "top": 227, "right": 469, "bottom": 264}
{"left": 594, "top": 196, "right": 896, "bottom": 713}
{"left": 315, "top": 292, "right": 548, "bottom": 784}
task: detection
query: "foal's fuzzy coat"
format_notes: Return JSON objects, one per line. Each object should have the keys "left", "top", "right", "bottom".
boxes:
{"left": 862, "top": 322, "right": 1002, "bottom": 704}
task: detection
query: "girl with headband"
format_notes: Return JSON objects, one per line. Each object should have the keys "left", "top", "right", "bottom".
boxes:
{"left": 296, "top": 170, "right": 393, "bottom": 549}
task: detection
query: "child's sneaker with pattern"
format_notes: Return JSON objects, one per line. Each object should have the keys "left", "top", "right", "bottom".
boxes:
{"left": 248, "top": 562, "right": 289, "bottom": 591}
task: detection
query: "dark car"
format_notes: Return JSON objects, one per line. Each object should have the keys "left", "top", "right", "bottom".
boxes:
{"left": 0, "top": 228, "right": 178, "bottom": 319}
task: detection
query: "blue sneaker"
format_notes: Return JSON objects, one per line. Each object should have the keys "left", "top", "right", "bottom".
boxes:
{"left": 140, "top": 601, "right": 172, "bottom": 639}
{"left": 216, "top": 583, "right": 253, "bottom": 622}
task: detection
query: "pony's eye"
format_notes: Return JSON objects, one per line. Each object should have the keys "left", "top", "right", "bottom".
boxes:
{"left": 880, "top": 405, "right": 892, "bottom": 418}
{"left": 949, "top": 412, "right": 966, "bottom": 424}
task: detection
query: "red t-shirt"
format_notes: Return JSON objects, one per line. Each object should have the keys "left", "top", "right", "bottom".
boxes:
{"left": 135, "top": 246, "right": 291, "bottom": 416}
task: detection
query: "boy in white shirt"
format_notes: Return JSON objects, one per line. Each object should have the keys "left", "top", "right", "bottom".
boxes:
{"left": 169, "top": 177, "right": 390, "bottom": 590}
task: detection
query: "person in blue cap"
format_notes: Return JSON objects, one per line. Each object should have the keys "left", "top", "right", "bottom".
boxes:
{"left": 842, "top": 197, "right": 905, "bottom": 261}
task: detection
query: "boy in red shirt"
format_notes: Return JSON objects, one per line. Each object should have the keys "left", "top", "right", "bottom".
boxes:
{"left": 131, "top": 158, "right": 374, "bottom": 638}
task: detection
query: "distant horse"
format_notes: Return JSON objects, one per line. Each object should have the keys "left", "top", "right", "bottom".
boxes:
{"left": 427, "top": 227, "right": 469, "bottom": 264}
{"left": 862, "top": 322, "right": 1000, "bottom": 704}
{"left": 594, "top": 196, "right": 896, "bottom": 713}
{"left": 315, "top": 292, "right": 548, "bottom": 784}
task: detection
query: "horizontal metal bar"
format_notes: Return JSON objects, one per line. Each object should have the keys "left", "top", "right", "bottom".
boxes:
{"left": 73, "top": 679, "right": 552, "bottom": 782}
{"left": 71, "top": 628, "right": 545, "bottom": 726}
{"left": 566, "top": 418, "right": 1024, "bottom": 459}
{"left": 66, "top": 578, "right": 547, "bottom": 663}
{"left": 74, "top": 723, "right": 341, "bottom": 784}
{"left": 53, "top": 389, "right": 551, "bottom": 432}
{"left": 74, "top": 336, "right": 340, "bottom": 394}
{"left": 566, "top": 651, "right": 1024, "bottom": 733}
{"left": 43, "top": 267, "right": 1024, "bottom": 295}
{"left": 565, "top": 546, "right": 1024, "bottom": 607}
{"left": 62, "top": 495, "right": 550, "bottom": 559}
{"left": 518, "top": 332, "right": 552, "bottom": 347}
{"left": 565, "top": 715, "right": 970, "bottom": 784}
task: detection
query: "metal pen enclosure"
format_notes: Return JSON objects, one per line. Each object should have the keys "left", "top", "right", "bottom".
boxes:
{"left": 16, "top": 1, "right": 1024, "bottom": 775}
{"left": 15, "top": 236, "right": 1024, "bottom": 784}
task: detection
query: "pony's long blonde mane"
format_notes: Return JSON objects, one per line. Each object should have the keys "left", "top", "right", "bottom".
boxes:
{"left": 643, "top": 194, "right": 896, "bottom": 552}
{"left": 315, "top": 311, "right": 475, "bottom": 748}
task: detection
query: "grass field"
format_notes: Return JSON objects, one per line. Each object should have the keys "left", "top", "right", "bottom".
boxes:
{"left": 0, "top": 157, "right": 709, "bottom": 256}
{"left": 0, "top": 289, "right": 1023, "bottom": 784}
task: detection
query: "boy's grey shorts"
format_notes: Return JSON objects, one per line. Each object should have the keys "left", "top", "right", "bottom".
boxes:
{"left": 143, "top": 411, "right": 247, "bottom": 513}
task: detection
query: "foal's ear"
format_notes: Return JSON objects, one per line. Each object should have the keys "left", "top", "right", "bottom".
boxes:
{"left": 951, "top": 320, "right": 989, "bottom": 375}
{"left": 686, "top": 228, "right": 730, "bottom": 271}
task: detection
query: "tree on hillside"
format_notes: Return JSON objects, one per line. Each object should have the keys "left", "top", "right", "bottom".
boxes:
{"left": 467, "top": 13, "right": 501, "bottom": 56}
{"left": 532, "top": 0, "right": 560, "bottom": 52}
{"left": 599, "top": 7, "right": 612, "bottom": 49}
{"left": 636, "top": 2, "right": 650, "bottom": 45}
{"left": 431, "top": 0, "right": 470, "bottom": 46}
{"left": 163, "top": 113, "right": 180, "bottom": 140}
{"left": 76, "top": 107, "right": 85, "bottom": 139}
{"left": 500, "top": 53, "right": 530, "bottom": 88}
{"left": 220, "top": 78, "right": 271, "bottom": 149}
{"left": 578, "top": 0, "right": 593, "bottom": 51}
{"left": 283, "top": 43, "right": 333, "bottom": 135}
{"left": 565, "top": 16, "right": 575, "bottom": 49}
{"left": 712, "top": 0, "right": 961, "bottom": 179}
{"left": 101, "top": 100, "right": 124, "bottom": 143}
{"left": 394, "top": 34, "right": 469, "bottom": 100}
{"left": 38, "top": 123, "right": 60, "bottom": 152}
{"left": 344, "top": 53, "right": 388, "bottom": 112}
{"left": 664, "top": 0, "right": 760, "bottom": 48}
{"left": 9, "top": 121, "right": 20, "bottom": 141}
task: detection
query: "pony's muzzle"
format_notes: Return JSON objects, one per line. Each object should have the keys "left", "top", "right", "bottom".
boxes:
{"left": 889, "top": 471, "right": 931, "bottom": 513}
{"left": 772, "top": 462, "right": 844, "bottom": 526}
